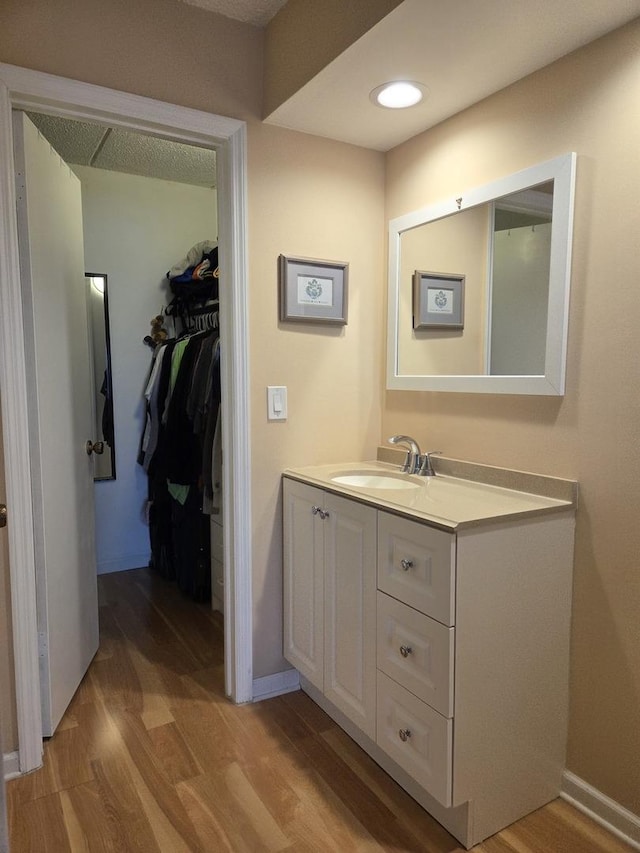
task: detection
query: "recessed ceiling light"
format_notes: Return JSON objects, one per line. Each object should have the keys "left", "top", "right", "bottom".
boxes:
{"left": 370, "top": 81, "right": 426, "bottom": 109}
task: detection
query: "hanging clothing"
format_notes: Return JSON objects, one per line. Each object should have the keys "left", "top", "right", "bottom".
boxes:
{"left": 139, "top": 328, "right": 220, "bottom": 602}
{"left": 140, "top": 344, "right": 168, "bottom": 471}
{"left": 140, "top": 240, "right": 222, "bottom": 603}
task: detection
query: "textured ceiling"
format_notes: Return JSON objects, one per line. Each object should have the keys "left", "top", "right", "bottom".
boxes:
{"left": 27, "top": 113, "right": 216, "bottom": 188}
{"left": 178, "top": 0, "right": 287, "bottom": 27}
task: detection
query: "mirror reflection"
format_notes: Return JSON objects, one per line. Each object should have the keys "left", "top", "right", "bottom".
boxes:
{"left": 398, "top": 183, "right": 553, "bottom": 378}
{"left": 86, "top": 273, "right": 116, "bottom": 480}
{"left": 387, "top": 153, "right": 576, "bottom": 395}
{"left": 490, "top": 184, "right": 552, "bottom": 375}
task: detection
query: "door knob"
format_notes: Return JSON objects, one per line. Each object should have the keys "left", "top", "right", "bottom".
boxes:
{"left": 86, "top": 440, "right": 105, "bottom": 456}
{"left": 0, "top": 504, "right": 6, "bottom": 529}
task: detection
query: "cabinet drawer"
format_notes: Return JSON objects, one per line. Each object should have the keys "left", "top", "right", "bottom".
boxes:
{"left": 378, "top": 512, "right": 455, "bottom": 626}
{"left": 377, "top": 592, "right": 454, "bottom": 718}
{"left": 377, "top": 671, "right": 452, "bottom": 807}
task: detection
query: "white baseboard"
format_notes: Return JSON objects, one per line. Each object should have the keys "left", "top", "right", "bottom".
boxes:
{"left": 561, "top": 770, "right": 640, "bottom": 850}
{"left": 97, "top": 554, "right": 150, "bottom": 575}
{"left": 3, "top": 751, "right": 20, "bottom": 780}
{"left": 252, "top": 669, "right": 300, "bottom": 703}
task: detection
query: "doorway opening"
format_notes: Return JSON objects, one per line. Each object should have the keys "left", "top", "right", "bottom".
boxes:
{"left": 23, "top": 106, "right": 225, "bottom": 723}
{"left": 0, "top": 63, "right": 253, "bottom": 775}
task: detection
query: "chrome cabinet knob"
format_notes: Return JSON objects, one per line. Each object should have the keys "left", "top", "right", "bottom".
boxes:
{"left": 399, "top": 645, "right": 412, "bottom": 658}
{"left": 86, "top": 439, "right": 105, "bottom": 456}
{"left": 398, "top": 728, "right": 411, "bottom": 742}
{"left": 311, "top": 506, "right": 330, "bottom": 520}
{"left": 400, "top": 558, "right": 413, "bottom": 571}
{"left": 311, "top": 505, "right": 320, "bottom": 515}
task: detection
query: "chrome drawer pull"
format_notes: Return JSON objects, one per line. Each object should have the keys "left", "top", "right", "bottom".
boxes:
{"left": 398, "top": 728, "right": 411, "bottom": 742}
{"left": 399, "top": 645, "right": 412, "bottom": 658}
{"left": 400, "top": 558, "right": 413, "bottom": 571}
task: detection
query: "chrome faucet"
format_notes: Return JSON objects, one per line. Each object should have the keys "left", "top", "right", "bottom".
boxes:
{"left": 388, "top": 435, "right": 442, "bottom": 477}
{"left": 388, "top": 435, "right": 422, "bottom": 474}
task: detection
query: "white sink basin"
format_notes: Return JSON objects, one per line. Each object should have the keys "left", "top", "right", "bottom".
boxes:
{"left": 331, "top": 472, "right": 420, "bottom": 490}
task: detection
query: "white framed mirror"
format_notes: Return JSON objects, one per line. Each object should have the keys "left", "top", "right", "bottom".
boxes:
{"left": 387, "top": 153, "right": 576, "bottom": 395}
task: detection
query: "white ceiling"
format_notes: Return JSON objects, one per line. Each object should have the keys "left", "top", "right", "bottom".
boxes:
{"left": 265, "top": 0, "right": 640, "bottom": 151}
{"left": 179, "top": 0, "right": 286, "bottom": 27}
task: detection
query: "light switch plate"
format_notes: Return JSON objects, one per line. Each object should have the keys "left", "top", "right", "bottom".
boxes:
{"left": 267, "top": 386, "right": 287, "bottom": 420}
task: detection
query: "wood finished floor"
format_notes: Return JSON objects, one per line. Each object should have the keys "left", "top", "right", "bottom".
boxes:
{"left": 7, "top": 568, "right": 631, "bottom": 852}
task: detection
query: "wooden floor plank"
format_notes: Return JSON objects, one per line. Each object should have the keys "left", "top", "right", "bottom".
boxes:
{"left": 146, "top": 721, "right": 203, "bottom": 785}
{"left": 280, "top": 686, "right": 337, "bottom": 735}
{"left": 107, "top": 708, "right": 204, "bottom": 851}
{"left": 178, "top": 768, "right": 282, "bottom": 852}
{"left": 59, "top": 782, "right": 126, "bottom": 853}
{"left": 7, "top": 568, "right": 632, "bottom": 853}
{"left": 9, "top": 790, "right": 72, "bottom": 853}
{"left": 278, "top": 755, "right": 388, "bottom": 852}
{"left": 175, "top": 779, "right": 238, "bottom": 851}
{"left": 90, "top": 755, "right": 162, "bottom": 852}
{"left": 320, "top": 726, "right": 458, "bottom": 851}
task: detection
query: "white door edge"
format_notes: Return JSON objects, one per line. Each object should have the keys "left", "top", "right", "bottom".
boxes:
{"left": 0, "top": 63, "right": 253, "bottom": 771}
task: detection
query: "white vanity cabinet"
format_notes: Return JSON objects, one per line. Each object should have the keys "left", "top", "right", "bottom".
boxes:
{"left": 282, "top": 478, "right": 377, "bottom": 738}
{"left": 283, "top": 467, "right": 576, "bottom": 849}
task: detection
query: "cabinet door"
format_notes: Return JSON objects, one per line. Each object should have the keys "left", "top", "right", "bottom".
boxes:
{"left": 283, "top": 478, "right": 324, "bottom": 690}
{"left": 324, "top": 493, "right": 377, "bottom": 739}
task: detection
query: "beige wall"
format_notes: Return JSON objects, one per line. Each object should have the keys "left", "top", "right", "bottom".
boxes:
{"left": 247, "top": 120, "right": 384, "bottom": 675}
{"left": 0, "top": 0, "right": 263, "bottom": 120}
{"left": 384, "top": 20, "right": 640, "bottom": 814}
{"left": 264, "top": 0, "right": 403, "bottom": 116}
{"left": 0, "top": 0, "right": 385, "bottom": 714}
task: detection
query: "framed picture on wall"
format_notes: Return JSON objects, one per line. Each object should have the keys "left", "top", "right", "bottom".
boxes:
{"left": 413, "top": 270, "right": 465, "bottom": 329}
{"left": 278, "top": 254, "right": 348, "bottom": 325}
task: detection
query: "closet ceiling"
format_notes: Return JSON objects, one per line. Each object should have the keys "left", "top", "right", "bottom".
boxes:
{"left": 26, "top": 113, "right": 216, "bottom": 188}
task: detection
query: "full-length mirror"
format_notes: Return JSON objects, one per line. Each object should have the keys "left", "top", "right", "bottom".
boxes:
{"left": 86, "top": 273, "right": 116, "bottom": 480}
{"left": 387, "top": 153, "right": 576, "bottom": 394}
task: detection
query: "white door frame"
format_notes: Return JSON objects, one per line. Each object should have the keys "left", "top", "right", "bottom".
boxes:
{"left": 0, "top": 63, "right": 253, "bottom": 774}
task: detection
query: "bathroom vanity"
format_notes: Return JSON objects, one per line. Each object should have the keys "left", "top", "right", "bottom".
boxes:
{"left": 282, "top": 456, "right": 577, "bottom": 848}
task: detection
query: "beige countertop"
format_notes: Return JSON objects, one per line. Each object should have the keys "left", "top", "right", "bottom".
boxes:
{"left": 283, "top": 459, "right": 576, "bottom": 531}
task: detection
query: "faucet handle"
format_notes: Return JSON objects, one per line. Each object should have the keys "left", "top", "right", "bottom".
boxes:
{"left": 418, "top": 450, "right": 442, "bottom": 477}
{"left": 398, "top": 450, "right": 412, "bottom": 473}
